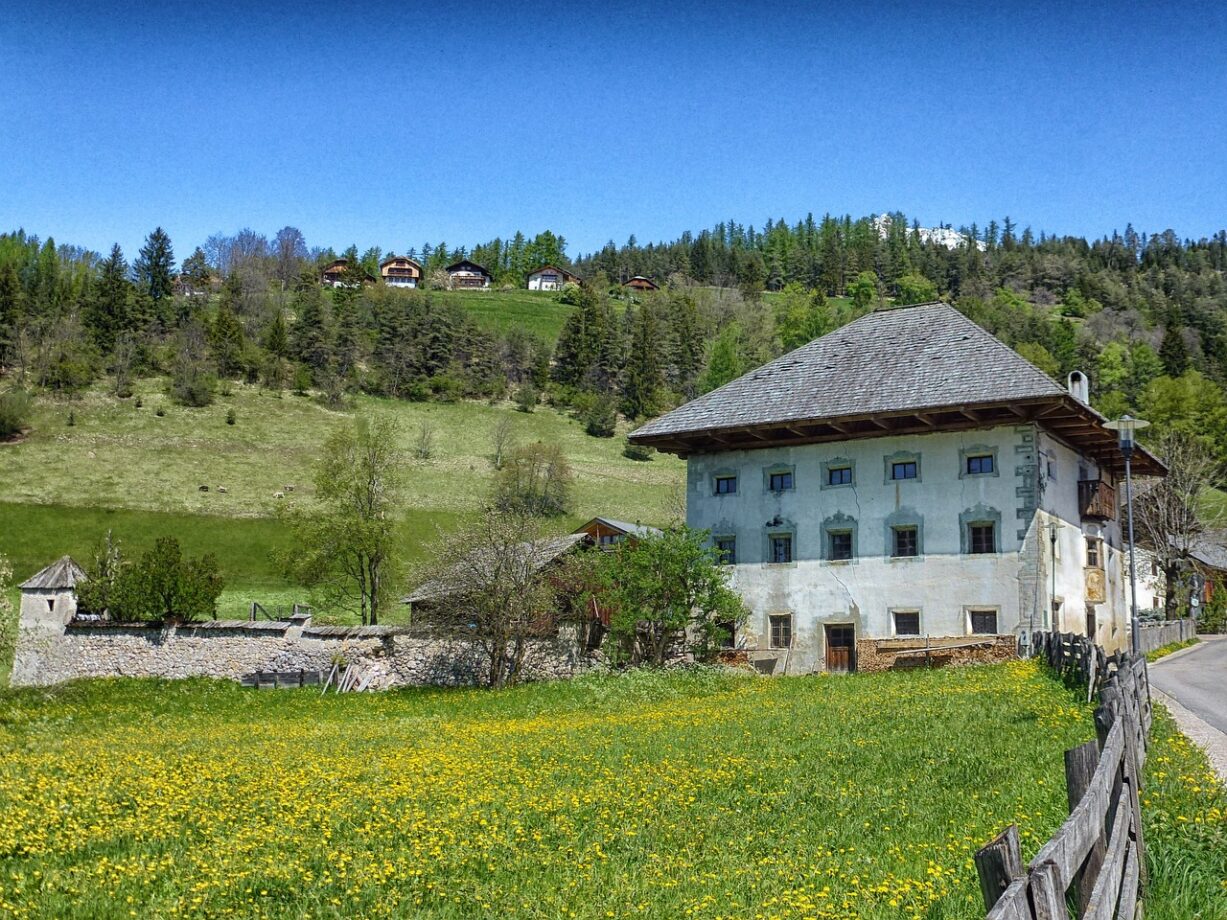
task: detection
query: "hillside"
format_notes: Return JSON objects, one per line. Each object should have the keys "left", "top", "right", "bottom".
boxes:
{"left": 0, "top": 381, "right": 685, "bottom": 620}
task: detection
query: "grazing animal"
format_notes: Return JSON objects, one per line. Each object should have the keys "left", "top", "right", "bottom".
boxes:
{"left": 217, "top": 486, "right": 228, "bottom": 494}
{"left": 274, "top": 491, "right": 285, "bottom": 499}
{"left": 198, "top": 485, "right": 209, "bottom": 492}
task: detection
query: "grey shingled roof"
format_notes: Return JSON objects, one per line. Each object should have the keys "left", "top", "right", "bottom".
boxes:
{"left": 20, "top": 556, "right": 87, "bottom": 590}
{"left": 403, "top": 533, "right": 590, "bottom": 604}
{"left": 580, "top": 517, "right": 664, "bottom": 538}
{"left": 633, "top": 302, "right": 1067, "bottom": 439}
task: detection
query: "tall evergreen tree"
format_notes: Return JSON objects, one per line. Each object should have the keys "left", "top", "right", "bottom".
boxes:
{"left": 83, "top": 244, "right": 132, "bottom": 352}
{"left": 1160, "top": 325, "right": 1190, "bottom": 376}
{"left": 621, "top": 304, "right": 664, "bottom": 420}
{"left": 133, "top": 227, "right": 175, "bottom": 302}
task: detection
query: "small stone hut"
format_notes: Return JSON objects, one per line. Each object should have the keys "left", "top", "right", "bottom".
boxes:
{"left": 19, "top": 556, "right": 87, "bottom": 630}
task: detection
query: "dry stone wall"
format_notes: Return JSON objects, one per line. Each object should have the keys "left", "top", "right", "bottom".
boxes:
{"left": 11, "top": 618, "right": 586, "bottom": 689}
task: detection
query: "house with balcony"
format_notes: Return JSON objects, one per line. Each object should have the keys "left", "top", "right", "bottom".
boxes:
{"left": 527, "top": 265, "right": 580, "bottom": 291}
{"left": 446, "top": 259, "right": 492, "bottom": 289}
{"left": 380, "top": 255, "right": 423, "bottom": 288}
{"left": 628, "top": 302, "right": 1165, "bottom": 673}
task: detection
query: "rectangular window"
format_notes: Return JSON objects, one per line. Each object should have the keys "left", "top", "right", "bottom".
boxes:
{"left": 970, "top": 610, "right": 998, "bottom": 634}
{"left": 769, "top": 535, "right": 793, "bottom": 564}
{"left": 714, "top": 476, "right": 737, "bottom": 495}
{"left": 599, "top": 533, "right": 624, "bottom": 546}
{"left": 891, "top": 461, "right": 918, "bottom": 480}
{"left": 893, "top": 611, "right": 921, "bottom": 636}
{"left": 827, "top": 466, "right": 852, "bottom": 486}
{"left": 1086, "top": 537, "right": 1102, "bottom": 568}
{"left": 969, "top": 523, "right": 996, "bottom": 554}
{"left": 769, "top": 614, "right": 793, "bottom": 649}
{"left": 891, "top": 526, "right": 918, "bottom": 558}
{"left": 828, "top": 530, "right": 853, "bottom": 561}
{"left": 717, "top": 619, "right": 737, "bottom": 649}
{"left": 966, "top": 454, "right": 994, "bottom": 475}
{"left": 768, "top": 471, "right": 794, "bottom": 492}
{"left": 715, "top": 536, "right": 736, "bottom": 565}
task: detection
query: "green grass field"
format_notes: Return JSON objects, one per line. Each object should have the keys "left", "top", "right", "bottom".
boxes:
{"left": 0, "top": 662, "right": 1218, "bottom": 919}
{"left": 0, "top": 379, "right": 684, "bottom": 633}
{"left": 0, "top": 662, "right": 1112, "bottom": 918}
{"left": 432, "top": 289, "right": 576, "bottom": 342}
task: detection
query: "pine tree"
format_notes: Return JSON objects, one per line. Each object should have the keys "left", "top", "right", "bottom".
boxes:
{"left": 209, "top": 301, "right": 246, "bottom": 378}
{"left": 83, "top": 244, "right": 133, "bottom": 352}
{"left": 699, "top": 322, "right": 744, "bottom": 394}
{"left": 133, "top": 227, "right": 175, "bottom": 302}
{"left": 1160, "top": 325, "right": 1190, "bottom": 376}
{"left": 262, "top": 310, "right": 289, "bottom": 358}
{"left": 620, "top": 304, "right": 664, "bottom": 420}
{"left": 0, "top": 262, "right": 25, "bottom": 364}
{"left": 289, "top": 272, "right": 334, "bottom": 374}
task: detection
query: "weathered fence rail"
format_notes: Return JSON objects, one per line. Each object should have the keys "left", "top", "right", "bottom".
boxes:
{"left": 975, "top": 631, "right": 1151, "bottom": 919}
{"left": 1135, "top": 617, "right": 1197, "bottom": 653}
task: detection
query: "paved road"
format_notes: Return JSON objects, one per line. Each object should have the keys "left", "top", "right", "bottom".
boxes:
{"left": 1149, "top": 637, "right": 1227, "bottom": 734}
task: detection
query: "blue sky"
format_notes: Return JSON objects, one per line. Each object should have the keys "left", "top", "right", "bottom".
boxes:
{"left": 2, "top": 0, "right": 1226, "bottom": 261}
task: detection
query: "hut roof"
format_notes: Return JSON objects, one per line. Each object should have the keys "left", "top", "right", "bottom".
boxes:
{"left": 403, "top": 533, "right": 591, "bottom": 605}
{"left": 20, "top": 556, "right": 87, "bottom": 591}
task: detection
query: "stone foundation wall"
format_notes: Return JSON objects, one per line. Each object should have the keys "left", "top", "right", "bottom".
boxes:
{"left": 11, "top": 619, "right": 586, "bottom": 689}
{"left": 855, "top": 635, "right": 1018, "bottom": 673}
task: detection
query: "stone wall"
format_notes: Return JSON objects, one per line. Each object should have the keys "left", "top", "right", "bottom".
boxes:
{"left": 855, "top": 635, "right": 1018, "bottom": 673}
{"left": 10, "top": 618, "right": 586, "bottom": 689}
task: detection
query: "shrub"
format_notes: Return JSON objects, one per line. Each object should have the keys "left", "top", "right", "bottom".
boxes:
{"left": 623, "top": 439, "right": 655, "bottom": 462}
{"left": 0, "top": 388, "right": 32, "bottom": 439}
{"left": 493, "top": 442, "right": 573, "bottom": 517}
{"left": 81, "top": 535, "right": 224, "bottom": 623}
{"left": 584, "top": 396, "right": 618, "bottom": 438}
{"left": 66, "top": 411, "right": 75, "bottom": 427}
{"left": 170, "top": 359, "right": 216, "bottom": 407}
{"left": 291, "top": 364, "right": 312, "bottom": 396}
{"left": 226, "top": 408, "right": 236, "bottom": 426}
{"left": 515, "top": 383, "right": 538, "bottom": 413}
{"left": 155, "top": 406, "right": 165, "bottom": 417}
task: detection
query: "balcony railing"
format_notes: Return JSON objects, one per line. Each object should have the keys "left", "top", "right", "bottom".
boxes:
{"left": 1078, "top": 479, "right": 1117, "bottom": 521}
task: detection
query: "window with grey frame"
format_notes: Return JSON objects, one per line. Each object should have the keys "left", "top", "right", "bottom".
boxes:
{"left": 714, "top": 536, "right": 737, "bottom": 565}
{"left": 891, "top": 525, "right": 919, "bottom": 558}
{"left": 828, "top": 529, "right": 853, "bottom": 561}
{"left": 893, "top": 610, "right": 921, "bottom": 636}
{"left": 969, "top": 609, "right": 998, "bottom": 634}
{"left": 769, "top": 533, "right": 793, "bottom": 564}
{"left": 769, "top": 614, "right": 793, "bottom": 648}
{"left": 968, "top": 522, "right": 996, "bottom": 554}
{"left": 714, "top": 475, "right": 738, "bottom": 495}
{"left": 768, "top": 470, "right": 794, "bottom": 493}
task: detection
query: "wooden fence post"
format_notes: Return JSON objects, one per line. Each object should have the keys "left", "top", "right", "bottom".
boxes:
{"left": 1065, "top": 740, "right": 1105, "bottom": 917}
{"left": 974, "top": 824, "right": 1024, "bottom": 910}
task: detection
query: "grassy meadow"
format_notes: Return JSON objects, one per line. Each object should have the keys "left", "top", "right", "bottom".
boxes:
{"left": 0, "top": 662, "right": 1129, "bottom": 919}
{"left": 432, "top": 288, "right": 576, "bottom": 342}
{"left": 0, "top": 378, "right": 684, "bottom": 633}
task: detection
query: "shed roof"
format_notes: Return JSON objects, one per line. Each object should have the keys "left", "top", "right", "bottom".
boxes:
{"left": 576, "top": 517, "right": 663, "bottom": 539}
{"left": 20, "top": 556, "right": 87, "bottom": 591}
{"left": 527, "top": 264, "right": 578, "bottom": 281}
{"left": 629, "top": 302, "right": 1164, "bottom": 476}
{"left": 403, "top": 532, "right": 590, "bottom": 604}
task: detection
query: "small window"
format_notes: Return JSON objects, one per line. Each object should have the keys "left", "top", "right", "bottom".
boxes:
{"left": 893, "top": 611, "right": 921, "bottom": 636}
{"left": 891, "top": 461, "right": 918, "bottom": 480}
{"left": 47, "top": 598, "right": 56, "bottom": 613}
{"left": 714, "top": 476, "right": 737, "bottom": 495}
{"left": 768, "top": 471, "right": 794, "bottom": 493}
{"left": 1086, "top": 537, "right": 1102, "bottom": 568}
{"left": 969, "top": 523, "right": 996, "bottom": 554}
{"left": 966, "top": 454, "right": 994, "bottom": 475}
{"left": 716, "top": 619, "right": 737, "bottom": 649}
{"left": 828, "top": 466, "right": 852, "bottom": 486}
{"left": 715, "top": 536, "right": 737, "bottom": 565}
{"left": 769, "top": 614, "right": 793, "bottom": 649}
{"left": 769, "top": 535, "right": 793, "bottom": 564}
{"left": 970, "top": 610, "right": 998, "bottom": 634}
{"left": 599, "top": 533, "right": 625, "bottom": 546}
{"left": 891, "top": 526, "right": 918, "bottom": 558}
{"left": 828, "top": 530, "right": 853, "bottom": 561}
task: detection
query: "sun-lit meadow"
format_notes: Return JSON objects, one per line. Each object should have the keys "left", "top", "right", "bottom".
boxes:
{"left": 0, "top": 662, "right": 1098, "bottom": 919}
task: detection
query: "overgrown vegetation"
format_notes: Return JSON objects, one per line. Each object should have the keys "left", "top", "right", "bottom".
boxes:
{"left": 77, "top": 534, "right": 223, "bottom": 623}
{"left": 0, "top": 388, "right": 30, "bottom": 439}
{"left": 1145, "top": 637, "right": 1200, "bottom": 662}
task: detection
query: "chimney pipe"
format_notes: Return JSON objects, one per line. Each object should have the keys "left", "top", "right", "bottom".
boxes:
{"left": 1067, "top": 370, "right": 1089, "bottom": 404}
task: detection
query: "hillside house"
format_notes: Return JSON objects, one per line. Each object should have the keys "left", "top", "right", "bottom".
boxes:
{"left": 320, "top": 258, "right": 375, "bottom": 288}
{"left": 527, "top": 265, "right": 580, "bottom": 291}
{"left": 623, "top": 276, "right": 659, "bottom": 292}
{"left": 573, "top": 517, "right": 663, "bottom": 548}
{"left": 380, "top": 255, "right": 423, "bottom": 288}
{"left": 446, "top": 260, "right": 492, "bottom": 289}
{"left": 628, "top": 302, "right": 1165, "bottom": 673}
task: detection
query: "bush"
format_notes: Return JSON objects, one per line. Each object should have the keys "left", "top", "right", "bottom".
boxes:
{"left": 584, "top": 396, "right": 618, "bottom": 438}
{"left": 80, "top": 534, "right": 223, "bottom": 623}
{"left": 0, "top": 388, "right": 32, "bottom": 439}
{"left": 493, "top": 442, "right": 573, "bottom": 517}
{"left": 226, "top": 408, "right": 236, "bottom": 426}
{"left": 515, "top": 383, "right": 538, "bottom": 413}
{"left": 623, "top": 439, "right": 655, "bottom": 462}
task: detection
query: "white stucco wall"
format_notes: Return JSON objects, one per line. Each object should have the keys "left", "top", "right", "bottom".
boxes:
{"left": 686, "top": 423, "right": 1132, "bottom": 672}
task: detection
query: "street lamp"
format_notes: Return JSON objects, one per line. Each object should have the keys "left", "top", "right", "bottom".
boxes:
{"left": 1048, "top": 521, "right": 1060, "bottom": 632}
{"left": 1104, "top": 414, "right": 1150, "bottom": 655}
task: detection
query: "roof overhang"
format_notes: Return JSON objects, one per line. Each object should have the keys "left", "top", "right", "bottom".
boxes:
{"left": 628, "top": 394, "right": 1166, "bottom": 477}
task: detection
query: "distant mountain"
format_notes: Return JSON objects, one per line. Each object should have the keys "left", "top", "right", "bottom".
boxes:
{"left": 871, "top": 213, "right": 986, "bottom": 251}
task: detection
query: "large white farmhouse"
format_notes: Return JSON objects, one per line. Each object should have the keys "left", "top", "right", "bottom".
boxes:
{"left": 629, "top": 303, "right": 1165, "bottom": 673}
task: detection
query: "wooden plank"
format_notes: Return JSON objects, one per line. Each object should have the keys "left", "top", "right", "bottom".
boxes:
{"left": 1082, "top": 784, "right": 1132, "bottom": 920}
{"left": 1027, "top": 859, "right": 1066, "bottom": 920}
{"left": 1116, "top": 839, "right": 1141, "bottom": 920}
{"left": 985, "top": 878, "right": 1034, "bottom": 920}
{"left": 976, "top": 825, "right": 1025, "bottom": 910}
{"left": 1065, "top": 741, "right": 1106, "bottom": 917}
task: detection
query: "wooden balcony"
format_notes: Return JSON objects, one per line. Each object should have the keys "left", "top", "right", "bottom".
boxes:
{"left": 1078, "top": 479, "right": 1117, "bottom": 521}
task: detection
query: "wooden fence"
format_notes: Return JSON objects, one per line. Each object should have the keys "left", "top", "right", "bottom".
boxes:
{"left": 975, "top": 631, "right": 1152, "bottom": 919}
{"left": 1136, "top": 618, "right": 1197, "bottom": 653}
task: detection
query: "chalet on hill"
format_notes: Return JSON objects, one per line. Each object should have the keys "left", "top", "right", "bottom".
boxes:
{"left": 380, "top": 255, "right": 423, "bottom": 288}
{"left": 527, "top": 265, "right": 580, "bottom": 291}
{"left": 629, "top": 302, "right": 1166, "bottom": 673}
{"left": 446, "top": 260, "right": 492, "bottom": 289}
{"left": 320, "top": 258, "right": 375, "bottom": 288}
{"left": 623, "top": 276, "right": 659, "bottom": 291}
{"left": 172, "top": 274, "right": 218, "bottom": 297}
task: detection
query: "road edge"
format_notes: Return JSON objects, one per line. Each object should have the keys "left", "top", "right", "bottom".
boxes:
{"left": 1150, "top": 688, "right": 1227, "bottom": 784}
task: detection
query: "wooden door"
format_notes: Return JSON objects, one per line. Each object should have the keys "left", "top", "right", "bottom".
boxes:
{"left": 825, "top": 625, "right": 855, "bottom": 673}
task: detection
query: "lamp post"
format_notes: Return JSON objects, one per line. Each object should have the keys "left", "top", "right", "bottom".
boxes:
{"left": 1048, "top": 521, "right": 1059, "bottom": 631}
{"left": 1104, "top": 414, "right": 1150, "bottom": 655}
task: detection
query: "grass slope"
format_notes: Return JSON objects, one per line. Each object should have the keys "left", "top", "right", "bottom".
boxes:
{"left": 0, "top": 662, "right": 1103, "bottom": 919}
{"left": 432, "top": 289, "right": 575, "bottom": 342}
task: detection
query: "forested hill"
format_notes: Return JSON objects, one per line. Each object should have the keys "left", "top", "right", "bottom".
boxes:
{"left": 3, "top": 212, "right": 1227, "bottom": 470}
